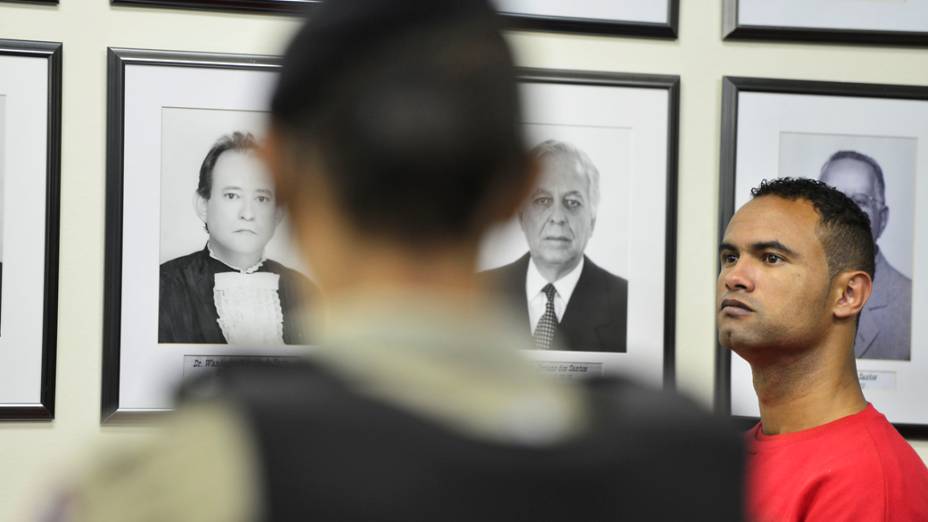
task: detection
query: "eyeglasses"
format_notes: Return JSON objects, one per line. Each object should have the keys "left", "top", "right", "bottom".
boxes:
{"left": 848, "top": 193, "right": 884, "bottom": 209}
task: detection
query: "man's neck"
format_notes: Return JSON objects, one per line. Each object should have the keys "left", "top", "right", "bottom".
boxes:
{"left": 750, "top": 342, "right": 866, "bottom": 435}
{"left": 535, "top": 255, "right": 581, "bottom": 283}
{"left": 207, "top": 239, "right": 263, "bottom": 271}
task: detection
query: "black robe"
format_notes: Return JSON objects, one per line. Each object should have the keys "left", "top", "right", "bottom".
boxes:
{"left": 159, "top": 248, "right": 315, "bottom": 345}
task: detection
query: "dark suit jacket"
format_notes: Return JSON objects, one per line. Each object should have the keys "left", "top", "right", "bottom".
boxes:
{"left": 480, "top": 253, "right": 628, "bottom": 352}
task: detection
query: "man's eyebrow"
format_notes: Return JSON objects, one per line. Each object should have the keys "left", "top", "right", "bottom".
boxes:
{"left": 256, "top": 188, "right": 274, "bottom": 195}
{"left": 563, "top": 190, "right": 585, "bottom": 199}
{"left": 718, "top": 242, "right": 737, "bottom": 254}
{"left": 750, "top": 240, "right": 798, "bottom": 257}
{"left": 219, "top": 185, "right": 243, "bottom": 191}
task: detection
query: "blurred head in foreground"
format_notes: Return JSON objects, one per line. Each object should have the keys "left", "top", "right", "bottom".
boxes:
{"left": 265, "top": 0, "right": 531, "bottom": 297}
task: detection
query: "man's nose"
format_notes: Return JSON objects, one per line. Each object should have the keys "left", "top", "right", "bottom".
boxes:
{"left": 548, "top": 201, "right": 567, "bottom": 223}
{"left": 722, "top": 259, "right": 755, "bottom": 292}
{"left": 239, "top": 198, "right": 255, "bottom": 220}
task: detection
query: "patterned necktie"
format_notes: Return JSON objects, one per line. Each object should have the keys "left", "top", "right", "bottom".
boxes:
{"left": 533, "top": 283, "right": 558, "bottom": 350}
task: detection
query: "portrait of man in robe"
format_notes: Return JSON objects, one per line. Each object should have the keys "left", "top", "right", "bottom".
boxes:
{"left": 159, "top": 131, "right": 317, "bottom": 346}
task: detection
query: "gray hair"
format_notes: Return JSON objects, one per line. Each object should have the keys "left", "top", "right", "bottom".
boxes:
{"left": 530, "top": 139, "right": 601, "bottom": 217}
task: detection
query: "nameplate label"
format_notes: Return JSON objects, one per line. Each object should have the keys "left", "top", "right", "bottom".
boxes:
{"left": 183, "top": 355, "right": 299, "bottom": 378}
{"left": 535, "top": 361, "right": 604, "bottom": 379}
{"left": 858, "top": 370, "right": 896, "bottom": 391}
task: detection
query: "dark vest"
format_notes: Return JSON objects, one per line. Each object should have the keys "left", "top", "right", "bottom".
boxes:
{"left": 181, "top": 361, "right": 744, "bottom": 522}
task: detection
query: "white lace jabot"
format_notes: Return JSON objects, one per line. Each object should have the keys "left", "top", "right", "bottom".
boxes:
{"left": 213, "top": 272, "right": 285, "bottom": 345}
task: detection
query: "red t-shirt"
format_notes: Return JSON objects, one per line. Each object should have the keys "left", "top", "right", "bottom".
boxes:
{"left": 745, "top": 404, "right": 928, "bottom": 522}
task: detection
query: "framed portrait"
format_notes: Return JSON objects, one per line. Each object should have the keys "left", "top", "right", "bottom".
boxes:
{"left": 109, "top": 0, "right": 679, "bottom": 38}
{"left": 103, "top": 48, "right": 317, "bottom": 420}
{"left": 716, "top": 76, "right": 928, "bottom": 435}
{"left": 723, "top": 0, "right": 928, "bottom": 46}
{"left": 0, "top": 39, "right": 62, "bottom": 420}
{"left": 479, "top": 69, "right": 679, "bottom": 387}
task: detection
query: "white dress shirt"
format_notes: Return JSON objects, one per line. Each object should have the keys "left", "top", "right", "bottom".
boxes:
{"left": 525, "top": 257, "right": 584, "bottom": 333}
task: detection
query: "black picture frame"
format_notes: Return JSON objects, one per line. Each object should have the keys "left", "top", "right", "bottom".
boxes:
{"left": 516, "top": 68, "right": 680, "bottom": 388}
{"left": 716, "top": 76, "right": 928, "bottom": 438}
{"left": 1, "top": 0, "right": 58, "bottom": 4}
{"left": 103, "top": 48, "right": 281, "bottom": 422}
{"left": 723, "top": 0, "right": 928, "bottom": 47}
{"left": 110, "top": 0, "right": 679, "bottom": 38}
{"left": 111, "top": 0, "right": 316, "bottom": 14}
{"left": 0, "top": 39, "right": 62, "bottom": 420}
{"left": 500, "top": 1, "right": 679, "bottom": 38}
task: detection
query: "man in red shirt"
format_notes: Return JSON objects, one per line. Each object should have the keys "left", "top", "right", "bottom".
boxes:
{"left": 718, "top": 177, "right": 928, "bottom": 521}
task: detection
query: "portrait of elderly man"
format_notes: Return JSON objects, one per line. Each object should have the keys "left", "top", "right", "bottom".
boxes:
{"left": 481, "top": 139, "right": 628, "bottom": 352}
{"left": 819, "top": 150, "right": 911, "bottom": 360}
{"left": 159, "top": 131, "right": 316, "bottom": 346}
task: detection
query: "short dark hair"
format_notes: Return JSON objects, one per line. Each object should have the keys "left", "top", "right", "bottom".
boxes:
{"left": 271, "top": 0, "right": 526, "bottom": 243}
{"left": 820, "top": 150, "right": 886, "bottom": 202}
{"left": 751, "top": 177, "right": 875, "bottom": 280}
{"left": 196, "top": 131, "right": 259, "bottom": 200}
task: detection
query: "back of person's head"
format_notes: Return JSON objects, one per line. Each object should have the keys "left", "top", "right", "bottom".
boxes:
{"left": 271, "top": 0, "right": 526, "bottom": 245}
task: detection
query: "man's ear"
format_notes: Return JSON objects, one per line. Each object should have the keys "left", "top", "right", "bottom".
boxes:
{"left": 194, "top": 193, "right": 209, "bottom": 224}
{"left": 833, "top": 270, "right": 872, "bottom": 320}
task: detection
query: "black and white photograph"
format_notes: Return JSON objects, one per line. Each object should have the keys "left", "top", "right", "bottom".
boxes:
{"left": 717, "top": 77, "right": 928, "bottom": 433}
{"left": 158, "top": 109, "right": 315, "bottom": 346}
{"left": 723, "top": 0, "right": 928, "bottom": 46}
{"left": 479, "top": 69, "right": 678, "bottom": 385}
{"left": 103, "top": 48, "right": 309, "bottom": 419}
{"left": 0, "top": 39, "right": 61, "bottom": 419}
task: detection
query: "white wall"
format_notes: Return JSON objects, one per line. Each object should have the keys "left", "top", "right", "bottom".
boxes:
{"left": 0, "top": 0, "right": 925, "bottom": 519}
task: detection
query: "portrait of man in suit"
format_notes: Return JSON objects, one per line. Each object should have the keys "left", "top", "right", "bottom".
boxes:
{"left": 159, "top": 131, "right": 316, "bottom": 346}
{"left": 819, "top": 150, "right": 911, "bottom": 360}
{"left": 481, "top": 139, "right": 628, "bottom": 352}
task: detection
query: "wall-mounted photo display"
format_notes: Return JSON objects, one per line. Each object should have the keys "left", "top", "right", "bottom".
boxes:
{"left": 479, "top": 69, "right": 679, "bottom": 386}
{"left": 110, "top": 0, "right": 679, "bottom": 38}
{"left": 716, "top": 76, "right": 928, "bottom": 435}
{"left": 103, "top": 51, "right": 679, "bottom": 419}
{"left": 723, "top": 0, "right": 928, "bottom": 46}
{"left": 0, "top": 39, "right": 61, "bottom": 420}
